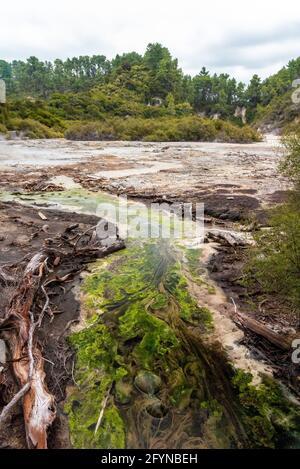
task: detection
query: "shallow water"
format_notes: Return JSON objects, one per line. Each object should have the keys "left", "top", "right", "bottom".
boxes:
{"left": 1, "top": 188, "right": 300, "bottom": 449}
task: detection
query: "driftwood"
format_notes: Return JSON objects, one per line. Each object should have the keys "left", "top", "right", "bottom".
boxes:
{"left": 206, "top": 229, "right": 253, "bottom": 247}
{"left": 236, "top": 313, "right": 293, "bottom": 351}
{"left": 1, "top": 253, "right": 56, "bottom": 449}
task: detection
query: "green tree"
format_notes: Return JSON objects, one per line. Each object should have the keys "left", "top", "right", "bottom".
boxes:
{"left": 165, "top": 93, "right": 176, "bottom": 115}
{"left": 144, "top": 43, "right": 183, "bottom": 100}
{"left": 246, "top": 74, "right": 262, "bottom": 108}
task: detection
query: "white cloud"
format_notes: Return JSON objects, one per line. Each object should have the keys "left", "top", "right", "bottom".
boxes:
{"left": 1, "top": 0, "right": 300, "bottom": 81}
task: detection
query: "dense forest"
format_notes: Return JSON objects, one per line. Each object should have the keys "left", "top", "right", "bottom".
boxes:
{"left": 0, "top": 43, "right": 300, "bottom": 141}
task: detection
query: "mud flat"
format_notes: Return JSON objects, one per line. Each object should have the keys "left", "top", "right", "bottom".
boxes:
{"left": 0, "top": 137, "right": 299, "bottom": 449}
{"left": 0, "top": 136, "right": 289, "bottom": 221}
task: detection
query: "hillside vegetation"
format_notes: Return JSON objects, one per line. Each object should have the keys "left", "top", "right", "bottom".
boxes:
{"left": 0, "top": 44, "right": 300, "bottom": 140}
{"left": 253, "top": 58, "right": 300, "bottom": 133}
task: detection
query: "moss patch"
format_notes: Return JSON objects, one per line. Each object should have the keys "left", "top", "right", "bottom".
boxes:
{"left": 232, "top": 369, "right": 300, "bottom": 448}
{"left": 65, "top": 320, "right": 126, "bottom": 449}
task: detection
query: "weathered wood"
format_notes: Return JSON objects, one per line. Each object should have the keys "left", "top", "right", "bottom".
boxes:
{"left": 3, "top": 253, "right": 56, "bottom": 449}
{"left": 206, "top": 229, "right": 253, "bottom": 247}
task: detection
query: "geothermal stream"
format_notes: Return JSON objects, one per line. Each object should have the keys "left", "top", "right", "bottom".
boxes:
{"left": 1, "top": 186, "right": 300, "bottom": 449}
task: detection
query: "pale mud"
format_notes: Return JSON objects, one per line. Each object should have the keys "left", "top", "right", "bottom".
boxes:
{"left": 184, "top": 243, "right": 273, "bottom": 385}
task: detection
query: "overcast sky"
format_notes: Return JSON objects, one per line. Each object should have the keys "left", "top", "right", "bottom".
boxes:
{"left": 1, "top": 0, "right": 300, "bottom": 82}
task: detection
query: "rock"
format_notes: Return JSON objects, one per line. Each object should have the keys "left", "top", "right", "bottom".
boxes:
{"left": 0, "top": 339, "right": 6, "bottom": 372}
{"left": 134, "top": 371, "right": 162, "bottom": 395}
{"left": 15, "top": 235, "right": 31, "bottom": 246}
{"left": 115, "top": 381, "right": 133, "bottom": 404}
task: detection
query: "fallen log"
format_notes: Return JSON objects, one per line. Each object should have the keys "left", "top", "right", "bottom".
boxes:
{"left": 206, "top": 229, "right": 253, "bottom": 247}
{"left": 235, "top": 311, "right": 294, "bottom": 351}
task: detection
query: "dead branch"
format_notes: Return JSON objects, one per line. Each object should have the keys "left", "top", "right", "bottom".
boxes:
{"left": 0, "top": 382, "right": 31, "bottom": 425}
{"left": 36, "top": 285, "right": 50, "bottom": 327}
{"left": 94, "top": 384, "right": 112, "bottom": 435}
{"left": 2, "top": 252, "right": 56, "bottom": 449}
{"left": 73, "top": 225, "right": 97, "bottom": 250}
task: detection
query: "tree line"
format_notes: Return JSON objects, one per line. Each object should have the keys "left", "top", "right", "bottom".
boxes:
{"left": 1, "top": 44, "right": 299, "bottom": 121}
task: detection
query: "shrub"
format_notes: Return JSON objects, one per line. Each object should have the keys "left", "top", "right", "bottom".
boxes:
{"left": 65, "top": 116, "right": 261, "bottom": 143}
{"left": 0, "top": 123, "right": 7, "bottom": 135}
{"left": 6, "top": 117, "right": 62, "bottom": 138}
{"left": 65, "top": 121, "right": 117, "bottom": 141}
{"left": 255, "top": 91, "right": 300, "bottom": 132}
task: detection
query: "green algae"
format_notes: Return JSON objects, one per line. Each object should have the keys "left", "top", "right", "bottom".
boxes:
{"left": 66, "top": 392, "right": 125, "bottom": 450}
{"left": 232, "top": 369, "right": 300, "bottom": 448}
{"left": 65, "top": 320, "right": 127, "bottom": 449}
{"left": 65, "top": 240, "right": 221, "bottom": 448}
{"left": 66, "top": 236, "right": 300, "bottom": 449}
{"left": 83, "top": 242, "right": 212, "bottom": 329}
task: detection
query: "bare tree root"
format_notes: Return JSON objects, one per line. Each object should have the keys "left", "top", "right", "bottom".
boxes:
{"left": 1, "top": 253, "right": 56, "bottom": 449}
